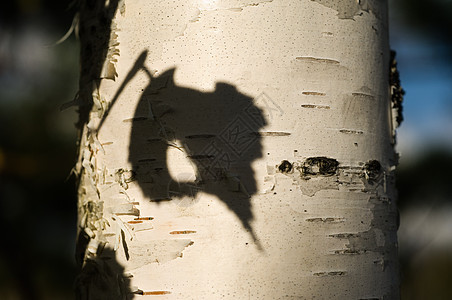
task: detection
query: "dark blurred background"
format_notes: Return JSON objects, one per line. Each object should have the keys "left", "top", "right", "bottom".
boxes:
{"left": 0, "top": 1, "right": 78, "bottom": 299}
{"left": 0, "top": 1, "right": 451, "bottom": 299}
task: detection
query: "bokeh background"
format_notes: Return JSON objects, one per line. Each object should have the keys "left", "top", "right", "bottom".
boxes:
{"left": 0, "top": 1, "right": 451, "bottom": 299}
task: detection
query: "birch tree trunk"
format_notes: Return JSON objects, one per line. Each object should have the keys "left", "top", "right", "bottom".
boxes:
{"left": 74, "top": 0, "right": 400, "bottom": 299}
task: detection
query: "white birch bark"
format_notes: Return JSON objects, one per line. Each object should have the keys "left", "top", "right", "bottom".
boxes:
{"left": 75, "top": 0, "right": 400, "bottom": 299}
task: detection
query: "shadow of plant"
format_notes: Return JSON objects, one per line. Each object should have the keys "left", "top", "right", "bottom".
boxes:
{"left": 122, "top": 51, "right": 267, "bottom": 244}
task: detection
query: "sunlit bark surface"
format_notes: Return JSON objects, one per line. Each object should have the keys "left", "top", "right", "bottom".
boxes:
{"left": 75, "top": 0, "right": 399, "bottom": 299}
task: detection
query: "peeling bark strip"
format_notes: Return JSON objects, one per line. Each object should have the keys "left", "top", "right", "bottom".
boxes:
{"left": 128, "top": 220, "right": 143, "bottom": 224}
{"left": 301, "top": 104, "right": 330, "bottom": 109}
{"left": 141, "top": 291, "right": 171, "bottom": 295}
{"left": 74, "top": 1, "right": 136, "bottom": 298}
{"left": 339, "top": 129, "right": 364, "bottom": 135}
{"left": 329, "top": 233, "right": 359, "bottom": 238}
{"left": 134, "top": 217, "right": 153, "bottom": 221}
{"left": 302, "top": 91, "right": 326, "bottom": 96}
{"left": 306, "top": 217, "right": 345, "bottom": 223}
{"left": 253, "top": 131, "right": 291, "bottom": 136}
{"left": 334, "top": 249, "right": 366, "bottom": 255}
{"left": 351, "top": 92, "right": 375, "bottom": 100}
{"left": 313, "top": 271, "right": 347, "bottom": 276}
{"left": 295, "top": 56, "right": 340, "bottom": 65}
{"left": 169, "top": 230, "right": 197, "bottom": 235}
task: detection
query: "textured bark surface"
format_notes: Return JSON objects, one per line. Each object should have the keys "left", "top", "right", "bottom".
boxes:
{"left": 75, "top": 0, "right": 400, "bottom": 298}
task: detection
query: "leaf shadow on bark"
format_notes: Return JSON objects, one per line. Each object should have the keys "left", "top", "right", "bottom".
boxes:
{"left": 121, "top": 50, "right": 267, "bottom": 249}
{"left": 76, "top": 0, "right": 267, "bottom": 294}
